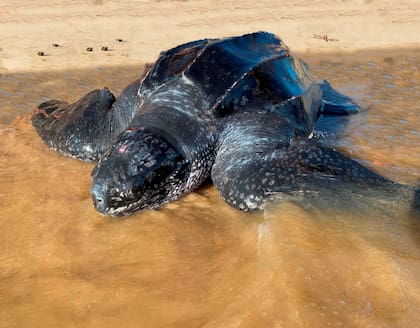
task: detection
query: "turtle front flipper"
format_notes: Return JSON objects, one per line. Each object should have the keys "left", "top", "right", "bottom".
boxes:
{"left": 32, "top": 79, "right": 141, "bottom": 162}
{"left": 212, "top": 111, "right": 414, "bottom": 212}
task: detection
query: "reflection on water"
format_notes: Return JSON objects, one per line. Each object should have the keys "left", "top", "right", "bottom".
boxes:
{"left": 1, "top": 50, "right": 420, "bottom": 327}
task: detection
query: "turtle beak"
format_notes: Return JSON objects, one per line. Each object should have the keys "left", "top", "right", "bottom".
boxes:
{"left": 90, "top": 126, "right": 190, "bottom": 216}
{"left": 91, "top": 184, "right": 108, "bottom": 214}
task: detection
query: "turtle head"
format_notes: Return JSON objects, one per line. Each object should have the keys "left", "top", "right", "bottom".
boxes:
{"left": 91, "top": 127, "right": 190, "bottom": 216}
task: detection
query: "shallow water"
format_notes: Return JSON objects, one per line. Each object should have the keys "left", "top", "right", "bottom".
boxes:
{"left": 1, "top": 50, "right": 420, "bottom": 327}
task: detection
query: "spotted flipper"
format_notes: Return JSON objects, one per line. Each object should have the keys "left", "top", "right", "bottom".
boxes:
{"left": 212, "top": 112, "right": 403, "bottom": 211}
{"left": 32, "top": 79, "right": 141, "bottom": 162}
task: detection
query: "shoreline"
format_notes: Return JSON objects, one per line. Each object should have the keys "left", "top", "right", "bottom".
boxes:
{"left": 2, "top": 45, "right": 420, "bottom": 74}
{"left": 3, "top": 41, "right": 420, "bottom": 74}
{"left": 1, "top": 46, "right": 418, "bottom": 128}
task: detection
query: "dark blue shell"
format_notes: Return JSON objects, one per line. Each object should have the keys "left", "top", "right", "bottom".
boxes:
{"left": 139, "top": 32, "right": 317, "bottom": 116}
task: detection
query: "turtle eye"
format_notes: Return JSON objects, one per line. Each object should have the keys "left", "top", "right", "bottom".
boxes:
{"left": 147, "top": 163, "right": 178, "bottom": 185}
{"left": 131, "top": 162, "right": 178, "bottom": 196}
{"left": 91, "top": 165, "right": 98, "bottom": 178}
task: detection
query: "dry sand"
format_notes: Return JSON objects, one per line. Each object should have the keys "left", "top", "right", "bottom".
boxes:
{"left": 1, "top": 0, "right": 419, "bottom": 73}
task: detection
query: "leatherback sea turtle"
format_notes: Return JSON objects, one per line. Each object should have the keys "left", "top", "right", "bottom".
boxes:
{"left": 32, "top": 32, "right": 419, "bottom": 216}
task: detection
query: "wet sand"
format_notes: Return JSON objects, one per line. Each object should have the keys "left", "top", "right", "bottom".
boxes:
{"left": 1, "top": 1, "right": 420, "bottom": 327}
{"left": 1, "top": 49, "right": 420, "bottom": 328}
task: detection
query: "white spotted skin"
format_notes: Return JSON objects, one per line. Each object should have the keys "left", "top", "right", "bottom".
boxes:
{"left": 32, "top": 80, "right": 142, "bottom": 162}
{"left": 135, "top": 78, "right": 217, "bottom": 191}
{"left": 211, "top": 104, "right": 397, "bottom": 212}
{"left": 212, "top": 110, "right": 294, "bottom": 210}
{"left": 91, "top": 77, "right": 217, "bottom": 216}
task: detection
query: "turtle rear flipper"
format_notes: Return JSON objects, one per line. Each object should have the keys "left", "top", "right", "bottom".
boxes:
{"left": 32, "top": 79, "right": 141, "bottom": 162}
{"left": 320, "top": 80, "right": 360, "bottom": 115}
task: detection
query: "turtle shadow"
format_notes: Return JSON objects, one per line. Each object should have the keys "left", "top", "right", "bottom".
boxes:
{"left": 409, "top": 189, "right": 420, "bottom": 249}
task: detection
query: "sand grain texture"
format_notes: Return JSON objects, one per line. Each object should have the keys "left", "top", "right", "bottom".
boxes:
{"left": 1, "top": 0, "right": 419, "bottom": 72}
